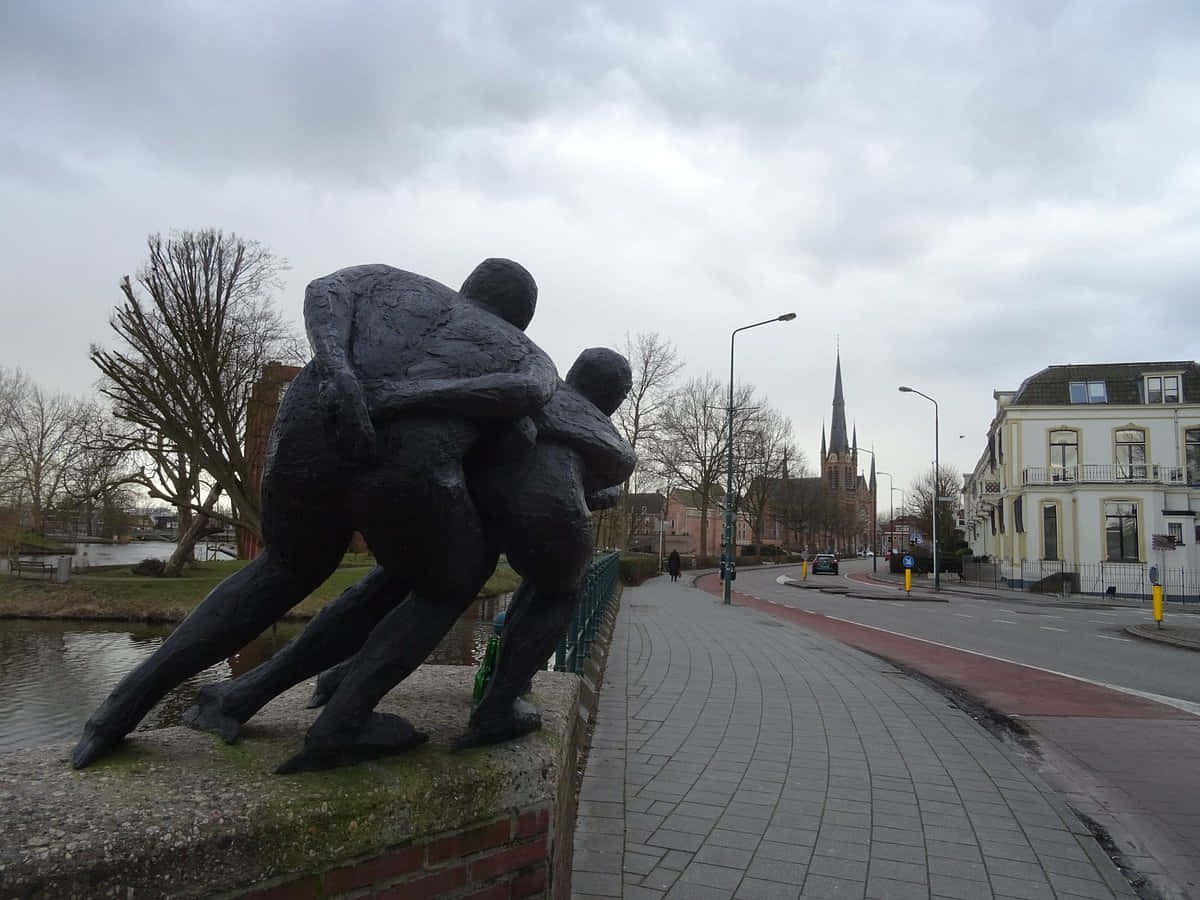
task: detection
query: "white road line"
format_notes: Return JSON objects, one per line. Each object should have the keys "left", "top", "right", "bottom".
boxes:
{"left": 993, "top": 619, "right": 1018, "bottom": 625}
{"left": 861, "top": 597, "right": 878, "bottom": 603}
{"left": 1040, "top": 626, "right": 1068, "bottom": 633}
{"left": 953, "top": 613, "right": 973, "bottom": 619}
{"left": 1043, "top": 615, "right": 1063, "bottom": 620}
{"left": 1087, "top": 619, "right": 1111, "bottom": 624}
{"left": 815, "top": 614, "right": 1200, "bottom": 717}
{"left": 1097, "top": 635, "right": 1133, "bottom": 643}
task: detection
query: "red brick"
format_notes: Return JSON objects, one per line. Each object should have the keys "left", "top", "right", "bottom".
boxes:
{"left": 463, "top": 884, "right": 511, "bottom": 900}
{"left": 323, "top": 844, "right": 423, "bottom": 894}
{"left": 515, "top": 807, "right": 550, "bottom": 839}
{"left": 469, "top": 839, "right": 548, "bottom": 882}
{"left": 377, "top": 865, "right": 467, "bottom": 899}
{"left": 510, "top": 865, "right": 547, "bottom": 898}
{"left": 238, "top": 874, "right": 321, "bottom": 900}
{"left": 427, "top": 818, "right": 511, "bottom": 865}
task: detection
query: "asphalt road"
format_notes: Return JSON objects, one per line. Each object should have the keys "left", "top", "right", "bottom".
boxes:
{"left": 734, "top": 557, "right": 1200, "bottom": 710}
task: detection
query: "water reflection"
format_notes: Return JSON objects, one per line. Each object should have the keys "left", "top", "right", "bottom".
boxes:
{"left": 0, "top": 593, "right": 509, "bottom": 752}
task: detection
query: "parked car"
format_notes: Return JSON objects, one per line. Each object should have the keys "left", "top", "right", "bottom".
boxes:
{"left": 812, "top": 554, "right": 839, "bottom": 575}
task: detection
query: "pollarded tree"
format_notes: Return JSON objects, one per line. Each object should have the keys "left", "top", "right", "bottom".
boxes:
{"left": 91, "top": 230, "right": 300, "bottom": 559}
{"left": 905, "top": 463, "right": 961, "bottom": 551}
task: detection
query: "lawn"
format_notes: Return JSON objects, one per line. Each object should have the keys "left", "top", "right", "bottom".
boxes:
{"left": 0, "top": 554, "right": 521, "bottom": 622}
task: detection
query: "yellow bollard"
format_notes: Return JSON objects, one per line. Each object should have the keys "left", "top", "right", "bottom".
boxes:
{"left": 1153, "top": 583, "right": 1164, "bottom": 628}
{"left": 905, "top": 568, "right": 912, "bottom": 594}
{"left": 802, "top": 560, "right": 808, "bottom": 580}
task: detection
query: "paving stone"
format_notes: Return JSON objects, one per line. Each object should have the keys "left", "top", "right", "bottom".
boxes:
{"left": 747, "top": 858, "right": 808, "bottom": 884}
{"left": 627, "top": 851, "right": 665, "bottom": 876}
{"left": 709, "top": 828, "right": 767, "bottom": 851}
{"left": 662, "top": 850, "right": 696, "bottom": 870}
{"left": 695, "top": 844, "right": 755, "bottom": 869}
{"left": 735, "top": 877, "right": 803, "bottom": 900}
{"left": 571, "top": 870, "right": 624, "bottom": 897}
{"left": 650, "top": 830, "right": 708, "bottom": 853}
{"left": 927, "top": 873, "right": 994, "bottom": 899}
{"left": 798, "top": 873, "right": 866, "bottom": 899}
{"left": 868, "top": 857, "right": 928, "bottom": 884}
{"left": 808, "top": 855, "right": 869, "bottom": 881}
{"left": 664, "top": 883, "right": 736, "bottom": 900}
{"left": 864, "top": 876, "right": 930, "bottom": 900}
{"left": 986, "top": 874, "right": 1054, "bottom": 900}
{"left": 679, "top": 862, "right": 745, "bottom": 890}
{"left": 642, "top": 865, "right": 682, "bottom": 891}
{"left": 870, "top": 841, "right": 927, "bottom": 865}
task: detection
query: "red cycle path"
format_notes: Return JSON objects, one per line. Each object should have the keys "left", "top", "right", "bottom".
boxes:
{"left": 695, "top": 574, "right": 1189, "bottom": 720}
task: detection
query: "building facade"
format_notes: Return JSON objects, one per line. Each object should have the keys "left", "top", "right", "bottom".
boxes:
{"left": 963, "top": 362, "right": 1200, "bottom": 588}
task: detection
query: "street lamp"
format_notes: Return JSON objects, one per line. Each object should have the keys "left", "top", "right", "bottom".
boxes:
{"left": 723, "top": 312, "right": 796, "bottom": 605}
{"left": 878, "top": 470, "right": 894, "bottom": 559}
{"left": 898, "top": 386, "right": 940, "bottom": 591}
{"left": 857, "top": 446, "right": 880, "bottom": 573}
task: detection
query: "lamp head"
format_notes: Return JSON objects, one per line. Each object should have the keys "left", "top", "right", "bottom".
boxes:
{"left": 898, "top": 386, "right": 912, "bottom": 393}
{"left": 778, "top": 312, "right": 797, "bottom": 321}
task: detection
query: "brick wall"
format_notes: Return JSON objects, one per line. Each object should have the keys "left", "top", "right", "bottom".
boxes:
{"left": 238, "top": 804, "right": 552, "bottom": 900}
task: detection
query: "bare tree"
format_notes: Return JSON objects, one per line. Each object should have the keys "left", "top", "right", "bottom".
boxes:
{"left": 906, "top": 463, "right": 961, "bottom": 551}
{"left": 3, "top": 383, "right": 88, "bottom": 535}
{"left": 91, "top": 229, "right": 297, "bottom": 560}
{"left": 58, "top": 404, "right": 136, "bottom": 537}
{"left": 0, "top": 367, "right": 30, "bottom": 507}
{"left": 611, "top": 332, "right": 683, "bottom": 547}
{"left": 651, "top": 375, "right": 754, "bottom": 559}
{"left": 737, "top": 409, "right": 798, "bottom": 546}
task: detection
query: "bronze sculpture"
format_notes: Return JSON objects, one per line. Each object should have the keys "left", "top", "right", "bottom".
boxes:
{"left": 72, "top": 259, "right": 634, "bottom": 772}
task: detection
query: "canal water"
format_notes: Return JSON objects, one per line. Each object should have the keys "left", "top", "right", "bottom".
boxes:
{"left": 17, "top": 540, "right": 232, "bottom": 569}
{"left": 0, "top": 592, "right": 510, "bottom": 753}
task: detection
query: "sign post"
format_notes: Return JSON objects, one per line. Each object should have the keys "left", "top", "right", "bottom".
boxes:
{"left": 902, "top": 553, "right": 915, "bottom": 595}
{"left": 1151, "top": 534, "right": 1176, "bottom": 628}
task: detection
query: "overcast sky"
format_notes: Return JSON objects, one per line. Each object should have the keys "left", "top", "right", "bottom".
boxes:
{"left": 3, "top": 0, "right": 1199, "bottom": 495}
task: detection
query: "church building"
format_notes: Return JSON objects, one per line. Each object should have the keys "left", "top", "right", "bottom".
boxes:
{"left": 815, "top": 352, "right": 876, "bottom": 554}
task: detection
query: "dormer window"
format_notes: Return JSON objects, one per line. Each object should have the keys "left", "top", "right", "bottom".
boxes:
{"left": 1069, "top": 381, "right": 1107, "bottom": 404}
{"left": 1145, "top": 375, "right": 1181, "bottom": 404}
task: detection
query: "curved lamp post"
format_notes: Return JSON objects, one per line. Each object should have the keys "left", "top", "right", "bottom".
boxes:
{"left": 723, "top": 313, "right": 796, "bottom": 604}
{"left": 898, "top": 386, "right": 940, "bottom": 591}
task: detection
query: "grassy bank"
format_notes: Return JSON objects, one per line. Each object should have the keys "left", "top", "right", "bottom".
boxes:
{"left": 0, "top": 555, "right": 522, "bottom": 623}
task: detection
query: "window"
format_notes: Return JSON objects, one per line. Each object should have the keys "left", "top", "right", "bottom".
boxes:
{"left": 989, "top": 509, "right": 996, "bottom": 536}
{"left": 1043, "top": 505, "right": 1058, "bottom": 560}
{"left": 1187, "top": 429, "right": 1200, "bottom": 485}
{"left": 1168, "top": 522, "right": 1184, "bottom": 547}
{"left": 1049, "top": 430, "right": 1078, "bottom": 480}
{"left": 1014, "top": 497, "right": 1024, "bottom": 533}
{"left": 1115, "top": 429, "right": 1147, "bottom": 479}
{"left": 1146, "top": 375, "right": 1181, "bottom": 404}
{"left": 831, "top": 470, "right": 839, "bottom": 490}
{"left": 998, "top": 430, "right": 1004, "bottom": 464}
{"left": 998, "top": 502, "right": 1005, "bottom": 534}
{"left": 1104, "top": 501, "right": 1139, "bottom": 562}
{"left": 1069, "top": 381, "right": 1107, "bottom": 403}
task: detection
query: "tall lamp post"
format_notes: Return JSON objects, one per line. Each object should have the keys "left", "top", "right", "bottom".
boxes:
{"left": 878, "top": 469, "right": 894, "bottom": 558}
{"left": 898, "top": 386, "right": 940, "bottom": 591}
{"left": 723, "top": 313, "right": 796, "bottom": 605}
{"left": 857, "top": 446, "right": 879, "bottom": 573}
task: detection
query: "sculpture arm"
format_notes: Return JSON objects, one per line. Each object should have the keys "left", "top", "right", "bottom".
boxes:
{"left": 585, "top": 485, "right": 623, "bottom": 511}
{"left": 303, "top": 271, "right": 358, "bottom": 376}
{"left": 366, "top": 360, "right": 558, "bottom": 420}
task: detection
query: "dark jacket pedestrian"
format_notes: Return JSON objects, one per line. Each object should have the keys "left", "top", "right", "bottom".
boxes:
{"left": 667, "top": 550, "right": 681, "bottom": 581}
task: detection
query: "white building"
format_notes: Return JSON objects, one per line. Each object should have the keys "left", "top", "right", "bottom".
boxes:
{"left": 963, "top": 362, "right": 1200, "bottom": 593}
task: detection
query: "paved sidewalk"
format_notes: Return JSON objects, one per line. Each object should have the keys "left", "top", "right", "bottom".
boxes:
{"left": 573, "top": 577, "right": 1134, "bottom": 899}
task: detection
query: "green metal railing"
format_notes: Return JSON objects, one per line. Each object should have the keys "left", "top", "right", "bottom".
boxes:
{"left": 555, "top": 551, "right": 620, "bottom": 674}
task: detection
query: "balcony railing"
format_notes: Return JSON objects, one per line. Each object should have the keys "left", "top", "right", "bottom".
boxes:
{"left": 1022, "top": 464, "right": 1186, "bottom": 486}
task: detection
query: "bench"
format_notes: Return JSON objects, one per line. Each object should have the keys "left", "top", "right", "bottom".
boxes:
{"left": 10, "top": 558, "right": 56, "bottom": 579}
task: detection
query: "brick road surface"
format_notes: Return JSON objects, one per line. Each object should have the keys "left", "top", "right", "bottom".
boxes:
{"left": 573, "top": 575, "right": 1136, "bottom": 900}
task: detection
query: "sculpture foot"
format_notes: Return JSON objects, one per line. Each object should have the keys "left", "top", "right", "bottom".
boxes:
{"left": 182, "top": 687, "right": 242, "bottom": 743}
{"left": 275, "top": 713, "right": 428, "bottom": 774}
{"left": 71, "top": 722, "right": 123, "bottom": 769}
{"left": 307, "top": 669, "right": 344, "bottom": 709}
{"left": 454, "top": 697, "right": 542, "bottom": 751}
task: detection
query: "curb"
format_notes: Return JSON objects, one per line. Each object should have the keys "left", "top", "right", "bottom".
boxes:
{"left": 1123, "top": 622, "right": 1200, "bottom": 652}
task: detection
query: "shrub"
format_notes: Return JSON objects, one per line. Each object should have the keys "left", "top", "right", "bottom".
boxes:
{"left": 618, "top": 552, "right": 660, "bottom": 585}
{"left": 131, "top": 558, "right": 167, "bottom": 577}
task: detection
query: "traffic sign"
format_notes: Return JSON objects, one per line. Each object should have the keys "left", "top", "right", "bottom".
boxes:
{"left": 902, "top": 554, "right": 915, "bottom": 569}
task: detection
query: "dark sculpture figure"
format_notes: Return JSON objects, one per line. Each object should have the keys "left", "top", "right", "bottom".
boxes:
{"left": 72, "top": 259, "right": 634, "bottom": 773}
{"left": 182, "top": 347, "right": 633, "bottom": 771}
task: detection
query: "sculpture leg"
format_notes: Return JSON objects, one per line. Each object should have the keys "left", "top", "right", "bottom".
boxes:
{"left": 184, "top": 566, "right": 411, "bottom": 741}
{"left": 454, "top": 583, "right": 579, "bottom": 749}
{"left": 309, "top": 658, "right": 354, "bottom": 709}
{"left": 275, "top": 583, "right": 489, "bottom": 773}
{"left": 72, "top": 536, "right": 350, "bottom": 768}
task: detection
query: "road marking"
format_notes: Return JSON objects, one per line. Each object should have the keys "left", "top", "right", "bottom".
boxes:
{"left": 1087, "top": 619, "right": 1111, "bottom": 624}
{"left": 1040, "top": 626, "right": 1068, "bottom": 632}
{"left": 1043, "top": 615, "right": 1063, "bottom": 620}
{"left": 805, "top": 613, "right": 1200, "bottom": 716}
{"left": 861, "top": 597, "right": 877, "bottom": 603}
{"left": 953, "top": 613, "right": 973, "bottom": 619}
{"left": 993, "top": 619, "right": 1018, "bottom": 624}
{"left": 1097, "top": 635, "right": 1133, "bottom": 643}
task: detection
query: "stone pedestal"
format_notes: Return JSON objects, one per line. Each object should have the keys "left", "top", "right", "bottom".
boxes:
{"left": 0, "top": 667, "right": 580, "bottom": 899}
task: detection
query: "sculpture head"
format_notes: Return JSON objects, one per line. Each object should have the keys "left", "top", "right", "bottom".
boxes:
{"left": 565, "top": 348, "right": 633, "bottom": 417}
{"left": 459, "top": 258, "right": 537, "bottom": 331}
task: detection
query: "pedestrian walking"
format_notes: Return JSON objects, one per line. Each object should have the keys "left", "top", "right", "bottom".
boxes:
{"left": 667, "top": 550, "right": 681, "bottom": 582}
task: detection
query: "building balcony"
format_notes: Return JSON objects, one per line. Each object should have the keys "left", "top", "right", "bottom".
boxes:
{"left": 1022, "top": 464, "right": 1186, "bottom": 486}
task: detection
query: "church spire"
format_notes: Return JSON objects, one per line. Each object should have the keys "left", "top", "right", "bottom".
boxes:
{"left": 820, "top": 422, "right": 827, "bottom": 459}
{"left": 829, "top": 350, "right": 850, "bottom": 455}
{"left": 869, "top": 451, "right": 877, "bottom": 492}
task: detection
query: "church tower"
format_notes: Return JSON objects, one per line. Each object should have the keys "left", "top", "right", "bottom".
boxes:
{"left": 820, "top": 350, "right": 858, "bottom": 497}
{"left": 818, "top": 350, "right": 873, "bottom": 553}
